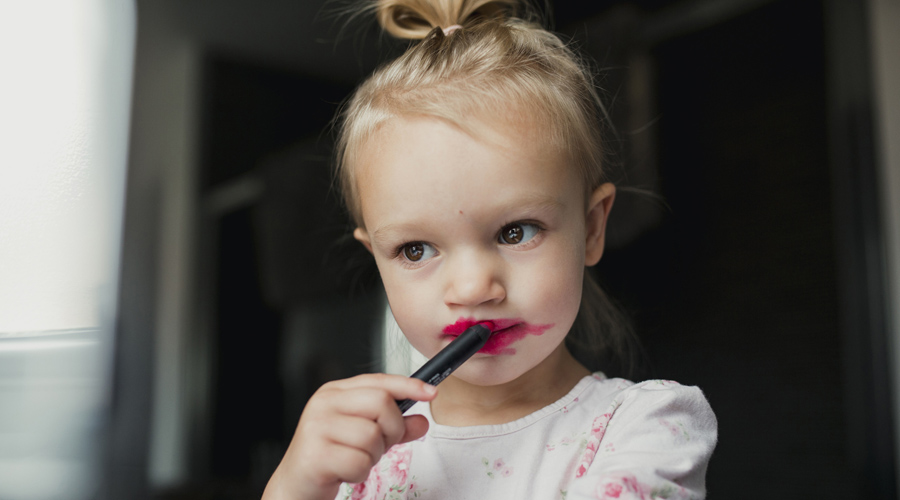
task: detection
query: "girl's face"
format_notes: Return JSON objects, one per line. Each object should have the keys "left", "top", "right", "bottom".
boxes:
{"left": 353, "top": 115, "right": 614, "bottom": 386}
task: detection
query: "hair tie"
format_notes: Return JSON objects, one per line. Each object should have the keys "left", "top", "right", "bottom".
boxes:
{"left": 442, "top": 24, "right": 463, "bottom": 36}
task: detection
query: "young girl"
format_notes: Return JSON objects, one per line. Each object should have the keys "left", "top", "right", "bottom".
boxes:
{"left": 263, "top": 1, "right": 717, "bottom": 498}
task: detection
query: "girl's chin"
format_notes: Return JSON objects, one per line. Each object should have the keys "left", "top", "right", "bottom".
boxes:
{"left": 447, "top": 356, "right": 537, "bottom": 386}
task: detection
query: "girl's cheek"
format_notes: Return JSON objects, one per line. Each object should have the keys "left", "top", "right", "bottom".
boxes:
{"left": 537, "top": 251, "right": 584, "bottom": 316}
{"left": 389, "top": 289, "right": 433, "bottom": 332}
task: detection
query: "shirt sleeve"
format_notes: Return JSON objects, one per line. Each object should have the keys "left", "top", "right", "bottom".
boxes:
{"left": 568, "top": 380, "right": 718, "bottom": 500}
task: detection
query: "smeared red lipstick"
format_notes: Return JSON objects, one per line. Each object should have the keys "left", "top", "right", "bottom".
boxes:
{"left": 442, "top": 317, "right": 553, "bottom": 355}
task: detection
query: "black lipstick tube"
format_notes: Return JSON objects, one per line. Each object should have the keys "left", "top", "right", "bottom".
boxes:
{"left": 395, "top": 323, "right": 492, "bottom": 413}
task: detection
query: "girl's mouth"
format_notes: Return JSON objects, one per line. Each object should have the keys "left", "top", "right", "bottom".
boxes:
{"left": 442, "top": 317, "right": 553, "bottom": 355}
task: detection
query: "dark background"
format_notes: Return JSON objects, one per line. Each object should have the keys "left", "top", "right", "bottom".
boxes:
{"left": 116, "top": 0, "right": 894, "bottom": 498}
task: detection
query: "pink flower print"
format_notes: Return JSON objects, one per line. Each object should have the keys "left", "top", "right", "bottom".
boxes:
{"left": 344, "top": 465, "right": 384, "bottom": 500}
{"left": 482, "top": 457, "right": 513, "bottom": 479}
{"left": 546, "top": 431, "right": 586, "bottom": 454}
{"left": 381, "top": 444, "right": 413, "bottom": 489}
{"left": 575, "top": 413, "right": 613, "bottom": 478}
{"left": 592, "top": 414, "right": 611, "bottom": 435}
{"left": 560, "top": 397, "right": 578, "bottom": 413}
{"left": 389, "top": 461, "right": 409, "bottom": 487}
{"left": 346, "top": 482, "right": 366, "bottom": 500}
{"left": 603, "top": 483, "right": 623, "bottom": 498}
{"left": 594, "top": 473, "right": 657, "bottom": 500}
{"left": 578, "top": 447, "right": 596, "bottom": 478}
{"left": 659, "top": 418, "right": 679, "bottom": 437}
{"left": 575, "top": 464, "right": 588, "bottom": 478}
{"left": 341, "top": 444, "right": 417, "bottom": 500}
{"left": 622, "top": 476, "right": 641, "bottom": 494}
{"left": 658, "top": 418, "right": 690, "bottom": 441}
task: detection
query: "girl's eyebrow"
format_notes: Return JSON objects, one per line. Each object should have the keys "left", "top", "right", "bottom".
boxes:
{"left": 503, "top": 195, "right": 565, "bottom": 214}
{"left": 370, "top": 195, "right": 565, "bottom": 247}
{"left": 371, "top": 223, "right": 425, "bottom": 247}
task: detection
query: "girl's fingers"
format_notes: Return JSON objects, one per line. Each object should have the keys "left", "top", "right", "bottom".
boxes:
{"left": 400, "top": 414, "right": 429, "bottom": 444}
{"left": 321, "top": 410, "right": 431, "bottom": 461}
{"left": 320, "top": 374, "right": 437, "bottom": 447}
{"left": 320, "top": 441, "right": 380, "bottom": 484}
{"left": 282, "top": 373, "right": 436, "bottom": 493}
{"left": 329, "top": 373, "right": 438, "bottom": 403}
{"left": 323, "top": 415, "right": 386, "bottom": 463}
{"left": 326, "top": 387, "right": 406, "bottom": 444}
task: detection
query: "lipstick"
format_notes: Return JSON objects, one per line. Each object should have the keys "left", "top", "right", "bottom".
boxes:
{"left": 395, "top": 323, "right": 492, "bottom": 413}
{"left": 443, "top": 317, "right": 554, "bottom": 356}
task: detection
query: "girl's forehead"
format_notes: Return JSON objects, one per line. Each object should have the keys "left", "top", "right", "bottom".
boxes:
{"left": 355, "top": 115, "right": 584, "bottom": 228}
{"left": 363, "top": 112, "right": 565, "bottom": 167}
{"left": 359, "top": 115, "right": 565, "bottom": 181}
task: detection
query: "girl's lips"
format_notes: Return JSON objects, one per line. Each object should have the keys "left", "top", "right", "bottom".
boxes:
{"left": 442, "top": 317, "right": 553, "bottom": 355}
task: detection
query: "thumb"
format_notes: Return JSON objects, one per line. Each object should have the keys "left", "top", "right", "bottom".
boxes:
{"left": 399, "top": 414, "right": 429, "bottom": 444}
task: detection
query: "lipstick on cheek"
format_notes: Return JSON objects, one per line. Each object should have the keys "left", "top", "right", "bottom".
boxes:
{"left": 479, "top": 323, "right": 552, "bottom": 355}
{"left": 442, "top": 317, "right": 554, "bottom": 355}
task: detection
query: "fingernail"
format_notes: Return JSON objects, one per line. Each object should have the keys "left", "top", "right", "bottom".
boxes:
{"left": 424, "top": 384, "right": 437, "bottom": 395}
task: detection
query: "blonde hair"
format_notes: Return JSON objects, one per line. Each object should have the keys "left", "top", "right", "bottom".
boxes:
{"left": 335, "top": 0, "right": 636, "bottom": 373}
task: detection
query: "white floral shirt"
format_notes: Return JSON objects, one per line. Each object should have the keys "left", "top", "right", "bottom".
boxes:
{"left": 337, "top": 373, "right": 717, "bottom": 500}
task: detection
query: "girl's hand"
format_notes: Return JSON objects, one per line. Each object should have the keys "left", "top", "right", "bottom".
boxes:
{"left": 262, "top": 373, "right": 437, "bottom": 500}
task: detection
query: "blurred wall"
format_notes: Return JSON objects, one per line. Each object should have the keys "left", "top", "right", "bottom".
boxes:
{"left": 128, "top": 1, "right": 388, "bottom": 494}
{"left": 126, "top": 1, "right": 201, "bottom": 491}
{"left": 869, "top": 0, "right": 900, "bottom": 490}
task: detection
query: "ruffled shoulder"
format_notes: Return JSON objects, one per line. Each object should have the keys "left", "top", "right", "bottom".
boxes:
{"left": 570, "top": 377, "right": 718, "bottom": 499}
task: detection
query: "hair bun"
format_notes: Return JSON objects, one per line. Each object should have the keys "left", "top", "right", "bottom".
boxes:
{"left": 376, "top": 0, "right": 520, "bottom": 39}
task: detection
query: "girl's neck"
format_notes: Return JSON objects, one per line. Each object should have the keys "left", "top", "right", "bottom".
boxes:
{"left": 429, "top": 344, "right": 590, "bottom": 427}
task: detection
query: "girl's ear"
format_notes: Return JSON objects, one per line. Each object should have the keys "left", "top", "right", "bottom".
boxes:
{"left": 584, "top": 182, "right": 616, "bottom": 266}
{"left": 353, "top": 227, "right": 374, "bottom": 254}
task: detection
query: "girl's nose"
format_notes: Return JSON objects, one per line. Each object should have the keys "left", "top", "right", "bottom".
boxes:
{"left": 443, "top": 253, "right": 506, "bottom": 307}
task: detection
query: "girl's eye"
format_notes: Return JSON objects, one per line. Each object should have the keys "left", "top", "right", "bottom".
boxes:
{"left": 499, "top": 222, "right": 540, "bottom": 245}
{"left": 401, "top": 242, "right": 436, "bottom": 262}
